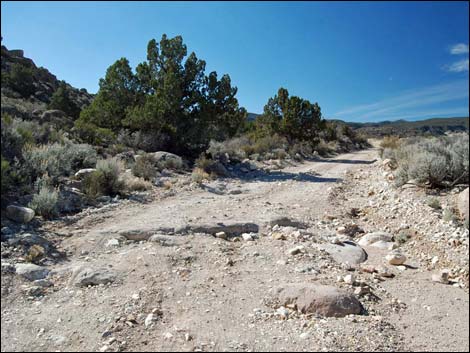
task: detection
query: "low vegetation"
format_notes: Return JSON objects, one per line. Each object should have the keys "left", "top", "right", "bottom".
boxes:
{"left": 381, "top": 134, "right": 469, "bottom": 188}
{"left": 82, "top": 158, "right": 124, "bottom": 199}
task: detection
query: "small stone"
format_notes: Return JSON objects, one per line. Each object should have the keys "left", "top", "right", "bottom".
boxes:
{"left": 276, "top": 306, "right": 290, "bottom": 319}
{"left": 354, "top": 286, "right": 370, "bottom": 296}
{"left": 272, "top": 232, "right": 286, "bottom": 240}
{"left": 105, "top": 239, "right": 120, "bottom": 247}
{"left": 386, "top": 252, "right": 407, "bottom": 266}
{"left": 288, "top": 246, "right": 304, "bottom": 256}
{"left": 432, "top": 269, "right": 450, "bottom": 284}
{"left": 145, "top": 313, "right": 155, "bottom": 327}
{"left": 343, "top": 274, "right": 355, "bottom": 285}
{"left": 215, "top": 232, "right": 227, "bottom": 240}
{"left": 241, "top": 233, "right": 254, "bottom": 241}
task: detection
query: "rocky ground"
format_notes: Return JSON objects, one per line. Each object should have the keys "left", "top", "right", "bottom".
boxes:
{"left": 1, "top": 148, "right": 469, "bottom": 352}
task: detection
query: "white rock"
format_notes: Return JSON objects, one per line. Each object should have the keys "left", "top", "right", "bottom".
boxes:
{"left": 343, "top": 274, "right": 355, "bottom": 285}
{"left": 288, "top": 246, "right": 304, "bottom": 256}
{"left": 276, "top": 306, "right": 290, "bottom": 319}
{"left": 432, "top": 269, "right": 450, "bottom": 284}
{"left": 241, "top": 233, "right": 254, "bottom": 241}
{"left": 385, "top": 252, "right": 407, "bottom": 266}
{"left": 215, "top": 231, "right": 227, "bottom": 240}
{"left": 145, "top": 313, "right": 155, "bottom": 327}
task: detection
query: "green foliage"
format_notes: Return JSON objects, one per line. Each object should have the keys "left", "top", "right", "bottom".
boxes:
{"left": 75, "top": 34, "right": 246, "bottom": 155}
{"left": 48, "top": 81, "right": 81, "bottom": 119}
{"left": 1, "top": 156, "right": 12, "bottom": 194}
{"left": 82, "top": 158, "right": 124, "bottom": 198}
{"left": 73, "top": 119, "right": 116, "bottom": 146}
{"left": 426, "top": 197, "right": 441, "bottom": 210}
{"left": 442, "top": 208, "right": 458, "bottom": 223}
{"left": 255, "top": 87, "right": 323, "bottom": 144}
{"left": 29, "top": 185, "right": 59, "bottom": 219}
{"left": 22, "top": 141, "right": 97, "bottom": 185}
{"left": 2, "top": 63, "right": 35, "bottom": 97}
{"left": 391, "top": 134, "right": 469, "bottom": 188}
{"left": 132, "top": 154, "right": 157, "bottom": 180}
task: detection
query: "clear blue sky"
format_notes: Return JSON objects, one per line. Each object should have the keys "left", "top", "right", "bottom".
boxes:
{"left": 2, "top": 1, "right": 469, "bottom": 122}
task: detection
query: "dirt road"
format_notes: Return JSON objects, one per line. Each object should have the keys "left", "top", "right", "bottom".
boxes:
{"left": 1, "top": 149, "right": 468, "bottom": 352}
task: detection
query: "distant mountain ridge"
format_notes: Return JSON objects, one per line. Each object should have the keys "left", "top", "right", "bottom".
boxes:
{"left": 247, "top": 112, "right": 468, "bottom": 137}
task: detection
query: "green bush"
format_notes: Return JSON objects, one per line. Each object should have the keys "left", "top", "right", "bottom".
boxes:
{"left": 156, "top": 157, "right": 183, "bottom": 171}
{"left": 48, "top": 82, "right": 81, "bottom": 119}
{"left": 426, "top": 197, "right": 441, "bottom": 210}
{"left": 22, "top": 141, "right": 97, "bottom": 184}
{"left": 442, "top": 208, "right": 458, "bottom": 223}
{"left": 392, "top": 134, "right": 469, "bottom": 188}
{"left": 29, "top": 185, "right": 59, "bottom": 219}
{"left": 132, "top": 154, "right": 157, "bottom": 180}
{"left": 1, "top": 156, "right": 11, "bottom": 194}
{"left": 83, "top": 158, "right": 124, "bottom": 198}
{"left": 2, "top": 63, "right": 35, "bottom": 97}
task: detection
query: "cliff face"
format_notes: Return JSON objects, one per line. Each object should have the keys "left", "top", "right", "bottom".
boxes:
{"left": 1, "top": 45, "right": 94, "bottom": 119}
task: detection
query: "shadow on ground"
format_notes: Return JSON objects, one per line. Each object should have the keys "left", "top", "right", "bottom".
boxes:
{"left": 237, "top": 170, "right": 342, "bottom": 183}
{"left": 317, "top": 158, "right": 377, "bottom": 165}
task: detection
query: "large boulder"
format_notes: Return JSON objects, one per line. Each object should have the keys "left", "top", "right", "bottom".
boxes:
{"left": 6, "top": 205, "right": 35, "bottom": 223}
{"left": 70, "top": 267, "right": 117, "bottom": 287}
{"left": 15, "top": 263, "right": 49, "bottom": 281}
{"left": 150, "top": 151, "right": 183, "bottom": 169}
{"left": 318, "top": 241, "right": 367, "bottom": 265}
{"left": 457, "top": 188, "right": 469, "bottom": 225}
{"left": 276, "top": 284, "right": 363, "bottom": 317}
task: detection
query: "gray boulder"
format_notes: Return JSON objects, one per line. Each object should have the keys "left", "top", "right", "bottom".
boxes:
{"left": 6, "top": 205, "right": 35, "bottom": 223}
{"left": 71, "top": 267, "right": 117, "bottom": 287}
{"left": 151, "top": 151, "right": 183, "bottom": 169}
{"left": 276, "top": 283, "right": 363, "bottom": 317}
{"left": 15, "top": 263, "right": 49, "bottom": 281}
{"left": 318, "top": 241, "right": 367, "bottom": 265}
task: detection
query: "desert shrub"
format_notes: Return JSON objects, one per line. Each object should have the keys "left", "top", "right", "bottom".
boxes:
{"left": 117, "top": 129, "right": 170, "bottom": 152}
{"left": 1, "top": 156, "right": 12, "bottom": 194}
{"left": 191, "top": 167, "right": 210, "bottom": 184}
{"left": 442, "top": 208, "right": 458, "bottom": 223}
{"left": 194, "top": 154, "right": 214, "bottom": 171}
{"left": 426, "top": 197, "right": 441, "bottom": 210}
{"left": 29, "top": 185, "right": 59, "bottom": 219}
{"left": 132, "top": 154, "right": 157, "bottom": 180}
{"left": 315, "top": 140, "right": 336, "bottom": 157}
{"left": 123, "top": 175, "right": 153, "bottom": 192}
{"left": 22, "top": 141, "right": 97, "bottom": 184}
{"left": 82, "top": 158, "right": 124, "bottom": 198}
{"left": 379, "top": 136, "right": 401, "bottom": 158}
{"left": 2, "top": 63, "right": 35, "bottom": 97}
{"left": 156, "top": 157, "right": 184, "bottom": 171}
{"left": 288, "top": 142, "right": 313, "bottom": 159}
{"left": 48, "top": 82, "right": 81, "bottom": 119}
{"left": 251, "top": 134, "right": 287, "bottom": 155}
{"left": 73, "top": 120, "right": 116, "bottom": 146}
{"left": 392, "top": 134, "right": 469, "bottom": 188}
{"left": 206, "top": 136, "right": 250, "bottom": 162}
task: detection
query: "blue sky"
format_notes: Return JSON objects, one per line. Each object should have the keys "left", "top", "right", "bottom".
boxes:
{"left": 1, "top": 1, "right": 469, "bottom": 122}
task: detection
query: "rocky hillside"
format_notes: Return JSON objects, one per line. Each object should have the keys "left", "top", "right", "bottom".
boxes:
{"left": 336, "top": 117, "right": 470, "bottom": 137}
{"left": 1, "top": 44, "right": 94, "bottom": 120}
